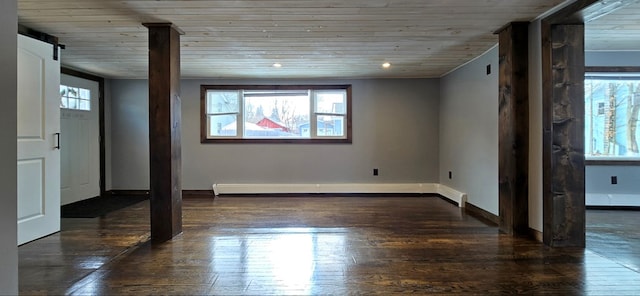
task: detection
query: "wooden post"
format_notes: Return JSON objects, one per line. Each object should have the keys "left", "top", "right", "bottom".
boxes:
{"left": 542, "top": 23, "right": 585, "bottom": 247}
{"left": 144, "top": 23, "right": 183, "bottom": 243}
{"left": 497, "top": 22, "right": 529, "bottom": 235}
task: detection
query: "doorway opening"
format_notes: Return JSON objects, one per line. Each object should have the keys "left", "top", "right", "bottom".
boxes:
{"left": 59, "top": 68, "right": 105, "bottom": 206}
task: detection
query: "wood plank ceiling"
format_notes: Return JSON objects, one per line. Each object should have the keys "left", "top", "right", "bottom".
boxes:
{"left": 585, "top": 1, "right": 640, "bottom": 51}
{"left": 14, "top": 0, "right": 595, "bottom": 79}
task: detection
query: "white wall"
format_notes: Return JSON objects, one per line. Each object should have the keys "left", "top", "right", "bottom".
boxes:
{"left": 109, "top": 78, "right": 440, "bottom": 190}
{"left": 439, "top": 46, "right": 499, "bottom": 215}
{"left": 0, "top": 0, "right": 18, "bottom": 293}
{"left": 584, "top": 50, "right": 640, "bottom": 206}
{"left": 528, "top": 19, "right": 544, "bottom": 232}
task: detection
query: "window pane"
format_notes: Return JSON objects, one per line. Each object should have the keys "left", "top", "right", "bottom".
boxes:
{"left": 244, "top": 94, "right": 310, "bottom": 138}
{"left": 79, "top": 100, "right": 90, "bottom": 111}
{"left": 243, "top": 121, "right": 301, "bottom": 138}
{"left": 79, "top": 88, "right": 91, "bottom": 100}
{"left": 207, "top": 91, "right": 239, "bottom": 114}
{"left": 60, "top": 85, "right": 69, "bottom": 109}
{"left": 585, "top": 77, "right": 640, "bottom": 159}
{"left": 315, "top": 90, "right": 346, "bottom": 114}
{"left": 68, "top": 98, "right": 79, "bottom": 109}
{"left": 209, "top": 114, "right": 237, "bottom": 137}
{"left": 316, "top": 115, "right": 345, "bottom": 137}
{"left": 68, "top": 87, "right": 79, "bottom": 98}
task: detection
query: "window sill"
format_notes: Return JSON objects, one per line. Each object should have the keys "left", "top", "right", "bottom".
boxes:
{"left": 585, "top": 159, "right": 640, "bottom": 166}
{"left": 200, "top": 138, "right": 352, "bottom": 144}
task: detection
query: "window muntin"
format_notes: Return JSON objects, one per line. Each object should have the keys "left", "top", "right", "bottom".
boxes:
{"left": 201, "top": 85, "right": 351, "bottom": 143}
{"left": 585, "top": 75, "right": 640, "bottom": 160}
{"left": 60, "top": 85, "right": 91, "bottom": 111}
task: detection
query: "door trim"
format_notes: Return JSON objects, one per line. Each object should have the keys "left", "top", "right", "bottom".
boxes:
{"left": 18, "top": 25, "right": 62, "bottom": 61}
{"left": 61, "top": 67, "right": 106, "bottom": 198}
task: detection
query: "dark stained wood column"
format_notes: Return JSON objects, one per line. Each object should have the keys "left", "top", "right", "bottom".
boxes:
{"left": 497, "top": 22, "right": 529, "bottom": 235}
{"left": 144, "top": 23, "right": 183, "bottom": 243}
{"left": 542, "top": 23, "right": 585, "bottom": 247}
{"left": 538, "top": 0, "right": 636, "bottom": 248}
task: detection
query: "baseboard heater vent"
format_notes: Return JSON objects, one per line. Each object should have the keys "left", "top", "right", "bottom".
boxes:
{"left": 211, "top": 183, "right": 467, "bottom": 207}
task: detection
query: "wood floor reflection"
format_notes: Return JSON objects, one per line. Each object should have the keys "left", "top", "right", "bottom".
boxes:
{"left": 19, "top": 196, "right": 640, "bottom": 295}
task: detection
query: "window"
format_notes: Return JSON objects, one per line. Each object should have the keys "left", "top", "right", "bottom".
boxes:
{"left": 60, "top": 85, "right": 91, "bottom": 111}
{"left": 585, "top": 74, "right": 640, "bottom": 160}
{"left": 201, "top": 85, "right": 351, "bottom": 143}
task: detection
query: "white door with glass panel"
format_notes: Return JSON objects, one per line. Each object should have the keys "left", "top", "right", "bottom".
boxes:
{"left": 60, "top": 74, "right": 100, "bottom": 205}
{"left": 17, "top": 34, "right": 61, "bottom": 245}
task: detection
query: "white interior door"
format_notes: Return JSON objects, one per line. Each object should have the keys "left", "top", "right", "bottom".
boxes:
{"left": 60, "top": 74, "right": 100, "bottom": 205}
{"left": 17, "top": 34, "right": 61, "bottom": 245}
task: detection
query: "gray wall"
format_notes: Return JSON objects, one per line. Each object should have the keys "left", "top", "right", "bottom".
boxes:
{"left": 0, "top": 0, "right": 18, "bottom": 293}
{"left": 585, "top": 51, "right": 640, "bottom": 67}
{"left": 585, "top": 51, "right": 640, "bottom": 206}
{"left": 110, "top": 79, "right": 150, "bottom": 189}
{"left": 109, "top": 78, "right": 440, "bottom": 190}
{"left": 439, "top": 46, "right": 499, "bottom": 215}
{"left": 104, "top": 79, "right": 113, "bottom": 190}
{"left": 528, "top": 19, "right": 544, "bottom": 232}
{"left": 587, "top": 166, "right": 640, "bottom": 194}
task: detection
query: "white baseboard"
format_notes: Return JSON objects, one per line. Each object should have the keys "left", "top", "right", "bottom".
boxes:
{"left": 213, "top": 183, "right": 467, "bottom": 207}
{"left": 586, "top": 193, "right": 640, "bottom": 207}
{"left": 436, "top": 184, "right": 468, "bottom": 208}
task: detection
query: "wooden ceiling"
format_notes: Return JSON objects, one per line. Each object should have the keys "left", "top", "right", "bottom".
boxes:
{"left": 585, "top": 1, "right": 640, "bottom": 51}
{"left": 14, "top": 0, "right": 601, "bottom": 79}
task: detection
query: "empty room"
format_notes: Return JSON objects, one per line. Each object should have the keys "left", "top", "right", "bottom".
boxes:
{"left": 2, "top": 0, "right": 640, "bottom": 295}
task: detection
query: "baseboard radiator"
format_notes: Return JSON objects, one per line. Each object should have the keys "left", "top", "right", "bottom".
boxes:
{"left": 212, "top": 183, "right": 467, "bottom": 208}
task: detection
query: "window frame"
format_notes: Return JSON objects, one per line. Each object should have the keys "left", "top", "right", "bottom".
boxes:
{"left": 584, "top": 66, "right": 640, "bottom": 165}
{"left": 200, "top": 84, "right": 352, "bottom": 144}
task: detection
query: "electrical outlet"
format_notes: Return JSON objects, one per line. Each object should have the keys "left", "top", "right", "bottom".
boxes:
{"left": 611, "top": 176, "right": 617, "bottom": 185}
{"left": 373, "top": 168, "right": 379, "bottom": 176}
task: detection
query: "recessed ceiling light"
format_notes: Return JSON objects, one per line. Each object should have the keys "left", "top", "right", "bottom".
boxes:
{"left": 382, "top": 62, "right": 391, "bottom": 68}
{"left": 273, "top": 63, "right": 282, "bottom": 68}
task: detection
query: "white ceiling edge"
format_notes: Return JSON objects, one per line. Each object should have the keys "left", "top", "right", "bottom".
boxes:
{"left": 440, "top": 43, "right": 498, "bottom": 78}
{"left": 532, "top": 0, "right": 580, "bottom": 21}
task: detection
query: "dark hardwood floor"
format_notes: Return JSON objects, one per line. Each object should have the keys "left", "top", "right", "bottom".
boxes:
{"left": 18, "top": 196, "right": 640, "bottom": 295}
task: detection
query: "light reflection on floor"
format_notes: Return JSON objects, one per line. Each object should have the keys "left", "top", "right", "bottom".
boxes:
{"left": 209, "top": 228, "right": 346, "bottom": 294}
{"left": 582, "top": 249, "right": 640, "bottom": 295}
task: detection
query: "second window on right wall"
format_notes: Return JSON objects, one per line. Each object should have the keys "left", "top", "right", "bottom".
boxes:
{"left": 585, "top": 73, "right": 640, "bottom": 160}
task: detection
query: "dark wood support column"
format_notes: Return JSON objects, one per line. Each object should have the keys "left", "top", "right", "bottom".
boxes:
{"left": 144, "top": 23, "right": 183, "bottom": 243}
{"left": 537, "top": 0, "right": 636, "bottom": 248}
{"left": 497, "top": 22, "right": 529, "bottom": 235}
{"left": 542, "top": 23, "right": 585, "bottom": 247}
